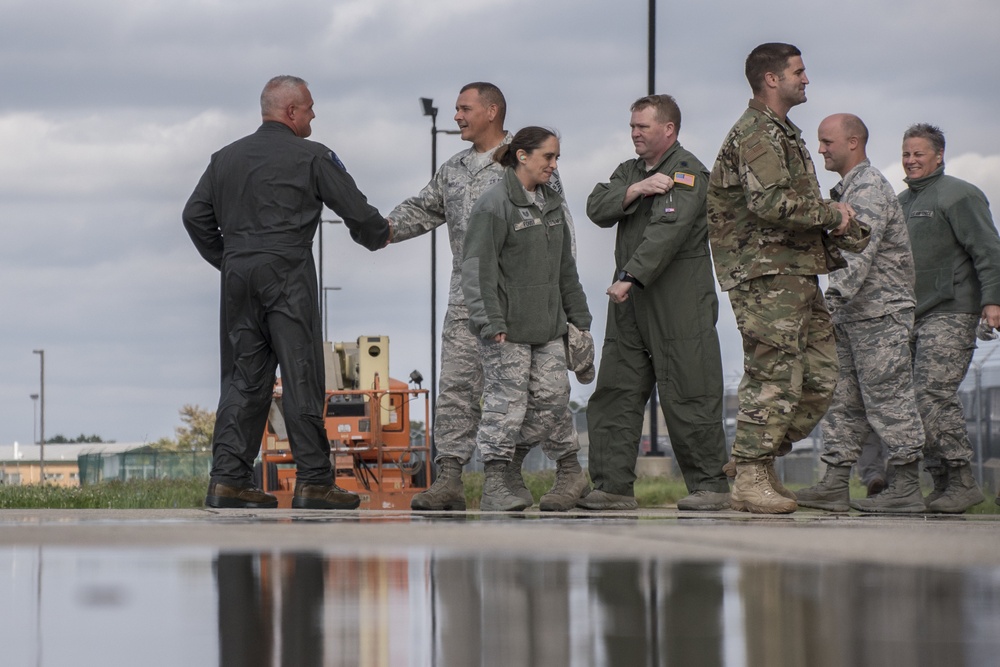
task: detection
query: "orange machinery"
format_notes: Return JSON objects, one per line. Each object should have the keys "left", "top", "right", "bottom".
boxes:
{"left": 257, "top": 335, "right": 432, "bottom": 509}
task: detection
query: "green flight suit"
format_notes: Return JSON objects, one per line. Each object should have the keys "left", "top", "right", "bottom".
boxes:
{"left": 585, "top": 142, "right": 729, "bottom": 497}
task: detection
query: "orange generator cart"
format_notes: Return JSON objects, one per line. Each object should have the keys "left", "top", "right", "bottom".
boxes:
{"left": 257, "top": 335, "right": 432, "bottom": 509}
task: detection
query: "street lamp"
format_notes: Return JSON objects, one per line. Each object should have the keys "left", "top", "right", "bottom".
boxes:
{"left": 32, "top": 349, "right": 45, "bottom": 483}
{"left": 420, "top": 97, "right": 461, "bottom": 440}
{"left": 317, "top": 219, "right": 343, "bottom": 337}
{"left": 322, "top": 286, "right": 342, "bottom": 342}
{"left": 30, "top": 394, "right": 39, "bottom": 445}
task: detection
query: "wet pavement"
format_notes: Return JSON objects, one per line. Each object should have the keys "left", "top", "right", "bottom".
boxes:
{"left": 0, "top": 508, "right": 998, "bottom": 666}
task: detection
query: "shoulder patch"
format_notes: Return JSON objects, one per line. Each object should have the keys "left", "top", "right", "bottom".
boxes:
{"left": 328, "top": 151, "right": 346, "bottom": 171}
{"left": 674, "top": 172, "right": 696, "bottom": 187}
{"left": 744, "top": 141, "right": 768, "bottom": 163}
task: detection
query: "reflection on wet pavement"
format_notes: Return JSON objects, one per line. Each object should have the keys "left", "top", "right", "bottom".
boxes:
{"left": 1, "top": 546, "right": 999, "bottom": 666}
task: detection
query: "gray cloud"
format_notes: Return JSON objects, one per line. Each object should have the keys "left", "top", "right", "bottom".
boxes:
{"left": 2, "top": 0, "right": 999, "bottom": 444}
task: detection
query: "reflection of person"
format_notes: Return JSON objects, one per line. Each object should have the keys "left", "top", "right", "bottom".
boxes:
{"left": 706, "top": 43, "right": 867, "bottom": 514}
{"left": 461, "top": 127, "right": 591, "bottom": 511}
{"left": 579, "top": 95, "right": 730, "bottom": 512}
{"left": 898, "top": 123, "right": 1000, "bottom": 513}
{"left": 388, "top": 83, "right": 575, "bottom": 510}
{"left": 183, "top": 76, "right": 389, "bottom": 510}
{"left": 796, "top": 114, "right": 925, "bottom": 513}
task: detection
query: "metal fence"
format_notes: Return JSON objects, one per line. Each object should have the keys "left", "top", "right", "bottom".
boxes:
{"left": 78, "top": 449, "right": 212, "bottom": 486}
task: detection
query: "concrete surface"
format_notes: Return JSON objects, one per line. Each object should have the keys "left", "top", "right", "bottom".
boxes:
{"left": 1, "top": 507, "right": 997, "bottom": 567}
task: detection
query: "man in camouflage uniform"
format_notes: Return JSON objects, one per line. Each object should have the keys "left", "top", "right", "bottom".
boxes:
{"left": 707, "top": 43, "right": 866, "bottom": 514}
{"left": 387, "top": 83, "right": 574, "bottom": 510}
{"left": 795, "top": 113, "right": 925, "bottom": 513}
{"left": 579, "top": 95, "right": 730, "bottom": 512}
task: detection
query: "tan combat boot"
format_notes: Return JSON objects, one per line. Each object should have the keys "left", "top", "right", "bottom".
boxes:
{"left": 851, "top": 461, "right": 924, "bottom": 513}
{"left": 539, "top": 454, "right": 589, "bottom": 511}
{"left": 923, "top": 467, "right": 949, "bottom": 507}
{"left": 725, "top": 455, "right": 794, "bottom": 499}
{"left": 795, "top": 464, "right": 851, "bottom": 512}
{"left": 927, "top": 464, "right": 984, "bottom": 514}
{"left": 480, "top": 461, "right": 531, "bottom": 512}
{"left": 504, "top": 445, "right": 534, "bottom": 506}
{"left": 731, "top": 460, "right": 797, "bottom": 514}
{"left": 411, "top": 457, "right": 466, "bottom": 511}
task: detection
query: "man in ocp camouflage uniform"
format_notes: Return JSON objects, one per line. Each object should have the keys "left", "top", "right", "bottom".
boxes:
{"left": 387, "top": 82, "right": 575, "bottom": 510}
{"left": 707, "top": 43, "right": 868, "bottom": 514}
{"left": 795, "top": 113, "right": 925, "bottom": 513}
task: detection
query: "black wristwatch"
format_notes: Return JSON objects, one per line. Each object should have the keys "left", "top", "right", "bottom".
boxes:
{"left": 617, "top": 270, "right": 639, "bottom": 285}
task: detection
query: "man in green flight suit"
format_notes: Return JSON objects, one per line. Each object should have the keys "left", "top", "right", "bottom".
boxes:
{"left": 579, "top": 94, "right": 730, "bottom": 511}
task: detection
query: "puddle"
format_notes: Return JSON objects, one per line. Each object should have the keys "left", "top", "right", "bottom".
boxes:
{"left": 1, "top": 548, "right": 998, "bottom": 666}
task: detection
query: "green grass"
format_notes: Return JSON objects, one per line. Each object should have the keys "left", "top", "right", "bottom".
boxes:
{"left": 0, "top": 478, "right": 208, "bottom": 509}
{"left": 2, "top": 474, "right": 997, "bottom": 513}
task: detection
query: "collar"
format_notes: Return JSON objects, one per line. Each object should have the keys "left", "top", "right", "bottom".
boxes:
{"left": 503, "top": 166, "right": 562, "bottom": 212}
{"left": 904, "top": 165, "right": 945, "bottom": 192}
{"left": 747, "top": 99, "right": 801, "bottom": 140}
{"left": 258, "top": 120, "right": 297, "bottom": 135}
{"left": 636, "top": 141, "right": 681, "bottom": 173}
{"left": 830, "top": 158, "right": 871, "bottom": 201}
{"left": 461, "top": 131, "right": 513, "bottom": 173}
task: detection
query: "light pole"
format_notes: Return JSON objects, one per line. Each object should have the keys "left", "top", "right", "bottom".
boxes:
{"left": 420, "top": 97, "right": 460, "bottom": 440}
{"left": 30, "top": 393, "right": 39, "bottom": 445}
{"left": 317, "top": 219, "right": 343, "bottom": 338}
{"left": 323, "top": 286, "right": 342, "bottom": 342}
{"left": 32, "top": 349, "right": 45, "bottom": 483}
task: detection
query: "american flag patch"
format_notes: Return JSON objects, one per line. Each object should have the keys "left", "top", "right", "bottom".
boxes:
{"left": 674, "top": 172, "right": 695, "bottom": 187}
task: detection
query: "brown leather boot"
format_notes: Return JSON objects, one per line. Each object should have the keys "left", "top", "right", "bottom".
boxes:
{"left": 205, "top": 481, "right": 278, "bottom": 509}
{"left": 292, "top": 482, "right": 361, "bottom": 510}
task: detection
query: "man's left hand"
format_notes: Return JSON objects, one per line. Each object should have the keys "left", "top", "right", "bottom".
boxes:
{"left": 606, "top": 280, "right": 632, "bottom": 303}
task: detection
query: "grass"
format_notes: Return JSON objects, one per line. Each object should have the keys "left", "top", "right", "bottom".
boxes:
{"left": 0, "top": 478, "right": 208, "bottom": 509}
{"left": 1, "top": 474, "right": 997, "bottom": 513}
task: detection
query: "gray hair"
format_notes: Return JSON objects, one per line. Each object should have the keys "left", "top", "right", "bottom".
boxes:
{"left": 261, "top": 75, "right": 308, "bottom": 116}
{"left": 903, "top": 122, "right": 945, "bottom": 156}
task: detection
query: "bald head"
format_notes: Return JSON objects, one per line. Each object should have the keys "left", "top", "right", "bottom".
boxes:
{"left": 817, "top": 113, "right": 868, "bottom": 177}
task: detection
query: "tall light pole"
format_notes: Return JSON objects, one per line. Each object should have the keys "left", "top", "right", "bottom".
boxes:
{"left": 322, "top": 286, "right": 342, "bottom": 342}
{"left": 30, "top": 393, "right": 39, "bottom": 445}
{"left": 317, "top": 219, "right": 343, "bottom": 339}
{"left": 32, "top": 349, "right": 45, "bottom": 483}
{"left": 644, "top": 0, "right": 664, "bottom": 458}
{"left": 420, "top": 97, "right": 460, "bottom": 440}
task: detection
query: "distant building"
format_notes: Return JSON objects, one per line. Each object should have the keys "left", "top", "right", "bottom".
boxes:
{"left": 0, "top": 442, "right": 150, "bottom": 486}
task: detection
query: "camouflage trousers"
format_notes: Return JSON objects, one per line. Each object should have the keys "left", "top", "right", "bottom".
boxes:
{"left": 433, "top": 307, "right": 483, "bottom": 465}
{"left": 912, "top": 312, "right": 979, "bottom": 469}
{"left": 475, "top": 336, "right": 578, "bottom": 463}
{"left": 728, "top": 274, "right": 838, "bottom": 461}
{"left": 820, "top": 311, "right": 924, "bottom": 467}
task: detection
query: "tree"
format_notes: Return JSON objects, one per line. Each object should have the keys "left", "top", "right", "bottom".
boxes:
{"left": 153, "top": 405, "right": 216, "bottom": 452}
{"left": 46, "top": 433, "right": 108, "bottom": 444}
{"left": 175, "top": 404, "right": 216, "bottom": 451}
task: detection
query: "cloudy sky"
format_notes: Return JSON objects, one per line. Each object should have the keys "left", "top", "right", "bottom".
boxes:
{"left": 2, "top": 0, "right": 999, "bottom": 445}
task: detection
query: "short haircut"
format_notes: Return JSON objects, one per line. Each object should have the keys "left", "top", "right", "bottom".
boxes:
{"left": 745, "top": 43, "right": 801, "bottom": 94}
{"left": 630, "top": 94, "right": 681, "bottom": 133}
{"left": 261, "top": 75, "right": 308, "bottom": 116}
{"left": 841, "top": 114, "right": 870, "bottom": 147}
{"left": 903, "top": 122, "right": 946, "bottom": 155}
{"left": 493, "top": 126, "right": 558, "bottom": 168}
{"left": 460, "top": 82, "right": 507, "bottom": 125}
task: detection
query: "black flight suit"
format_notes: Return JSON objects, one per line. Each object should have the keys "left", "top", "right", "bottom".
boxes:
{"left": 183, "top": 121, "right": 389, "bottom": 486}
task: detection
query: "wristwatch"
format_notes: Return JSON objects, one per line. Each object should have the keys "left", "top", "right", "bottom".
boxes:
{"left": 617, "top": 270, "right": 637, "bottom": 284}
